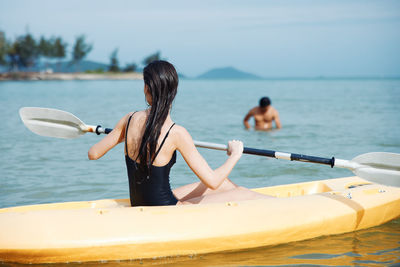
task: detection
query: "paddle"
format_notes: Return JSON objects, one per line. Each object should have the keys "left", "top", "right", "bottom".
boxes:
{"left": 19, "top": 107, "right": 400, "bottom": 187}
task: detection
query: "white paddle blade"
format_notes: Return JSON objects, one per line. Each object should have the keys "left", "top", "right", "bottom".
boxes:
{"left": 19, "top": 107, "right": 87, "bottom": 139}
{"left": 353, "top": 152, "right": 400, "bottom": 187}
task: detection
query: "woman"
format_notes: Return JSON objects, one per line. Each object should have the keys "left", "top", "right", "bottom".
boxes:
{"left": 88, "top": 60, "right": 269, "bottom": 206}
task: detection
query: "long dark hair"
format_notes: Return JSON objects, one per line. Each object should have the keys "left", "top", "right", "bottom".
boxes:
{"left": 137, "top": 60, "right": 178, "bottom": 173}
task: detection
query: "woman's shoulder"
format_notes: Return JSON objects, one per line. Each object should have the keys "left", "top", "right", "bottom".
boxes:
{"left": 126, "top": 110, "right": 147, "bottom": 122}
{"left": 119, "top": 110, "right": 147, "bottom": 130}
{"left": 127, "top": 110, "right": 146, "bottom": 118}
{"left": 170, "top": 124, "right": 193, "bottom": 143}
{"left": 170, "top": 123, "right": 187, "bottom": 134}
{"left": 168, "top": 124, "right": 196, "bottom": 152}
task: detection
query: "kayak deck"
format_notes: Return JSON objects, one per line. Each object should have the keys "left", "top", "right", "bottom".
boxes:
{"left": 0, "top": 176, "right": 399, "bottom": 264}
{"left": 0, "top": 176, "right": 369, "bottom": 213}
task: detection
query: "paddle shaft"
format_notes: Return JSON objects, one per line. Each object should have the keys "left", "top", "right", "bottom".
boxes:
{"left": 246, "top": 147, "right": 334, "bottom": 167}
{"left": 95, "top": 128, "right": 335, "bottom": 167}
{"left": 194, "top": 141, "right": 335, "bottom": 167}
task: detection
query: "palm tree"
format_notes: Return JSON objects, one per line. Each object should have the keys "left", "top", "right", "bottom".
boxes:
{"left": 72, "top": 35, "right": 92, "bottom": 72}
{"left": 142, "top": 51, "right": 161, "bottom": 66}
{"left": 53, "top": 37, "right": 67, "bottom": 72}
{"left": 0, "top": 31, "right": 9, "bottom": 67}
{"left": 108, "top": 48, "right": 120, "bottom": 72}
{"left": 15, "top": 33, "right": 38, "bottom": 70}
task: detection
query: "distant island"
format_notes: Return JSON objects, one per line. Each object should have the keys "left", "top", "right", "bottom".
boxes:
{"left": 2, "top": 32, "right": 398, "bottom": 81}
{"left": 0, "top": 63, "right": 262, "bottom": 81}
{"left": 36, "top": 63, "right": 262, "bottom": 80}
{"left": 2, "top": 61, "right": 398, "bottom": 81}
{"left": 196, "top": 67, "right": 262, "bottom": 80}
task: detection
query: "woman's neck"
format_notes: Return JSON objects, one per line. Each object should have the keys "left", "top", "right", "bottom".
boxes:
{"left": 146, "top": 107, "right": 172, "bottom": 124}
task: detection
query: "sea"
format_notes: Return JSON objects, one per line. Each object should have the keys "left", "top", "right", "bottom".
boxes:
{"left": 0, "top": 78, "right": 399, "bottom": 266}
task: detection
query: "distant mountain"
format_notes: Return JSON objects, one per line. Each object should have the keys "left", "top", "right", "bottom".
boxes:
{"left": 197, "top": 67, "right": 262, "bottom": 80}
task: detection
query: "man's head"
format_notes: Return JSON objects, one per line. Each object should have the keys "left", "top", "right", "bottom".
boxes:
{"left": 259, "top": 97, "right": 271, "bottom": 108}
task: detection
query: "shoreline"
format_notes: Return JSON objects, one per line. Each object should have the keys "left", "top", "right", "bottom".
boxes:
{"left": 0, "top": 72, "right": 143, "bottom": 81}
{"left": 1, "top": 72, "right": 398, "bottom": 81}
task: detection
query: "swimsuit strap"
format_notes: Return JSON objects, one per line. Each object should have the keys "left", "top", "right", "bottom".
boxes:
{"left": 125, "top": 112, "right": 136, "bottom": 154}
{"left": 152, "top": 123, "right": 176, "bottom": 164}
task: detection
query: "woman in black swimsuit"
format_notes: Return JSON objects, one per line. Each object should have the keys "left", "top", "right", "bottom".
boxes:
{"left": 88, "top": 60, "right": 269, "bottom": 206}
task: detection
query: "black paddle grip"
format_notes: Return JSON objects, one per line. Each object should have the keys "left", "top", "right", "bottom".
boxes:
{"left": 95, "top": 125, "right": 113, "bottom": 135}
{"left": 95, "top": 125, "right": 102, "bottom": 135}
{"left": 243, "top": 147, "right": 275, "bottom": 158}
{"left": 244, "top": 146, "right": 335, "bottom": 168}
{"left": 291, "top": 153, "right": 335, "bottom": 167}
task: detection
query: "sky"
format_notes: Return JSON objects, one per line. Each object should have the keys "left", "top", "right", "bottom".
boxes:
{"left": 1, "top": 0, "right": 399, "bottom": 77}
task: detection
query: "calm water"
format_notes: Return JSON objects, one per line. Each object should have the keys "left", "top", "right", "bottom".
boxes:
{"left": 0, "top": 79, "right": 399, "bottom": 266}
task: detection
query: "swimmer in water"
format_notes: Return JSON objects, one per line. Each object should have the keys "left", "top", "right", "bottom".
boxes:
{"left": 243, "top": 97, "right": 281, "bottom": 131}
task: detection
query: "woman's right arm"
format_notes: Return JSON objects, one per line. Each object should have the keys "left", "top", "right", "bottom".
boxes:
{"left": 174, "top": 126, "right": 243, "bottom": 190}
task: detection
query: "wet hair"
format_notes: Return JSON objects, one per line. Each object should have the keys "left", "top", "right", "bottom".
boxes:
{"left": 259, "top": 97, "right": 271, "bottom": 108}
{"left": 137, "top": 60, "right": 178, "bottom": 173}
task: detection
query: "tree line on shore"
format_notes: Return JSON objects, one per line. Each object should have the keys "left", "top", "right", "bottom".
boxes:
{"left": 0, "top": 31, "right": 161, "bottom": 73}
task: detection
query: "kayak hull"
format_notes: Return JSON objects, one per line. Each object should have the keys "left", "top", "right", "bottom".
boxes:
{"left": 1, "top": 176, "right": 399, "bottom": 264}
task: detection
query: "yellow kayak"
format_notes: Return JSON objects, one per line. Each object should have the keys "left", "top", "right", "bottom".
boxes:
{"left": 0, "top": 176, "right": 399, "bottom": 264}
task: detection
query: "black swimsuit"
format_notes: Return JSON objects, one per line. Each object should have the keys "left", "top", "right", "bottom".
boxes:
{"left": 125, "top": 114, "right": 178, "bottom": 206}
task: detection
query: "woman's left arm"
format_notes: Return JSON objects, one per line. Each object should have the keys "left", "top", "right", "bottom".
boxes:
{"left": 88, "top": 113, "right": 130, "bottom": 160}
